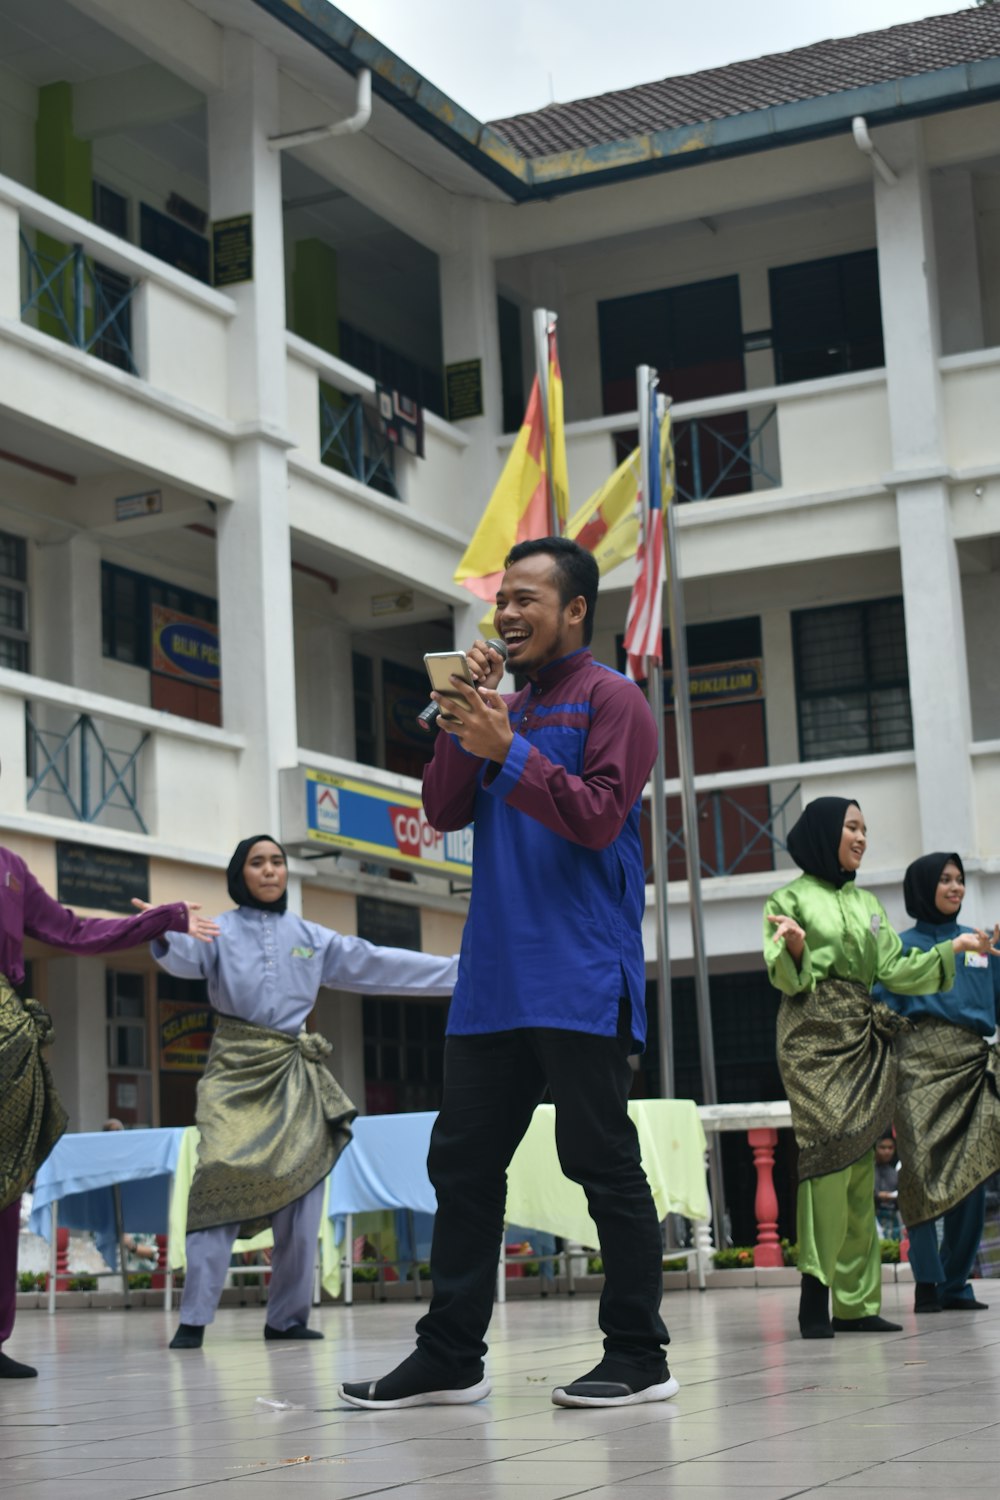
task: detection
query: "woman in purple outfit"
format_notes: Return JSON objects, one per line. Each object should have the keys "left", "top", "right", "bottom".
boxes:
{"left": 0, "top": 841, "right": 218, "bottom": 1378}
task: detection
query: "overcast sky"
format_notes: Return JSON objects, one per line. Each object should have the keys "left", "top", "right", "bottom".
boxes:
{"left": 338, "top": 1, "right": 978, "bottom": 121}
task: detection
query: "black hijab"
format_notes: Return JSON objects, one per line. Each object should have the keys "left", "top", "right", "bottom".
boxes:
{"left": 227, "top": 833, "right": 288, "bottom": 913}
{"left": 903, "top": 851, "right": 964, "bottom": 925}
{"left": 786, "top": 796, "right": 861, "bottom": 889}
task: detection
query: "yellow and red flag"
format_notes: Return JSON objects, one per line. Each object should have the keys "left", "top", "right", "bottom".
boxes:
{"left": 567, "top": 411, "right": 672, "bottom": 577}
{"left": 454, "top": 323, "right": 568, "bottom": 606}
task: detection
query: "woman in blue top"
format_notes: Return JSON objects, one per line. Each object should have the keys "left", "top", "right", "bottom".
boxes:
{"left": 875, "top": 852, "right": 1000, "bottom": 1314}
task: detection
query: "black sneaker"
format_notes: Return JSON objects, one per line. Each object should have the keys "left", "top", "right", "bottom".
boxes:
{"left": 0, "top": 1351, "right": 37, "bottom": 1378}
{"left": 552, "top": 1360, "right": 679, "bottom": 1408}
{"left": 264, "top": 1323, "right": 324, "bottom": 1340}
{"left": 339, "top": 1351, "right": 490, "bottom": 1410}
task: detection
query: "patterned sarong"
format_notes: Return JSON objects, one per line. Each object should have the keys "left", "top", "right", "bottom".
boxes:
{"left": 893, "top": 1018, "right": 1000, "bottom": 1227}
{"left": 777, "top": 976, "right": 910, "bottom": 1180}
{"left": 187, "top": 1016, "right": 356, "bottom": 1236}
{"left": 0, "top": 975, "right": 68, "bottom": 1212}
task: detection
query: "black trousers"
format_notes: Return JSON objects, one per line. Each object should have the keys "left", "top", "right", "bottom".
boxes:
{"left": 415, "top": 1022, "right": 670, "bottom": 1377}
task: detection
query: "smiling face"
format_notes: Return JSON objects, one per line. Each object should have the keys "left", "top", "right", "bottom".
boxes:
{"left": 934, "top": 859, "right": 965, "bottom": 919}
{"left": 837, "top": 804, "right": 867, "bottom": 873}
{"left": 494, "top": 552, "right": 587, "bottom": 677}
{"left": 242, "top": 840, "right": 287, "bottom": 904}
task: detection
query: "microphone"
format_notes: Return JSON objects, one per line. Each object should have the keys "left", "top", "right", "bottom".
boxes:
{"left": 415, "top": 638, "right": 508, "bottom": 733}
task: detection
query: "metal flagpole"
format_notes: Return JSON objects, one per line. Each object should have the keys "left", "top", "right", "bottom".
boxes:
{"left": 637, "top": 365, "right": 674, "bottom": 1100}
{"left": 662, "top": 424, "right": 729, "bottom": 1252}
{"left": 532, "top": 307, "right": 558, "bottom": 534}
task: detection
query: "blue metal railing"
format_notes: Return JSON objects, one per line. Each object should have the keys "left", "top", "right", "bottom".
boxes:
{"left": 646, "top": 782, "right": 801, "bottom": 880}
{"left": 673, "top": 405, "right": 779, "bottom": 503}
{"left": 319, "top": 391, "right": 398, "bottom": 498}
{"left": 20, "top": 232, "right": 137, "bottom": 374}
{"left": 26, "top": 709, "right": 149, "bottom": 833}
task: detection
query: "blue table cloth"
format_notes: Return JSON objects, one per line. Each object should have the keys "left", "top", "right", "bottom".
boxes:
{"left": 29, "top": 1128, "right": 184, "bottom": 1268}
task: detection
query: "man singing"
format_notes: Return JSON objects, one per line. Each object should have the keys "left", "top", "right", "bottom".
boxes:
{"left": 340, "top": 537, "right": 675, "bottom": 1411}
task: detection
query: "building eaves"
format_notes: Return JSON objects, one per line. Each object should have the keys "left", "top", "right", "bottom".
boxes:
{"left": 252, "top": 2, "right": 1000, "bottom": 201}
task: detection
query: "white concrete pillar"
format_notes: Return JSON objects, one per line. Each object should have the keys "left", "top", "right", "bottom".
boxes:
{"left": 32, "top": 532, "right": 102, "bottom": 689}
{"left": 207, "top": 31, "right": 297, "bottom": 831}
{"left": 313, "top": 989, "right": 365, "bottom": 1112}
{"left": 874, "top": 121, "right": 974, "bottom": 851}
{"left": 45, "top": 957, "right": 107, "bottom": 1132}
{"left": 932, "top": 169, "right": 985, "bottom": 357}
{"left": 873, "top": 121, "right": 944, "bottom": 472}
{"left": 294, "top": 612, "right": 355, "bottom": 758}
{"left": 439, "top": 202, "right": 504, "bottom": 534}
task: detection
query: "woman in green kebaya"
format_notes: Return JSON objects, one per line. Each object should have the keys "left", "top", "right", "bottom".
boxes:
{"left": 763, "top": 797, "right": 994, "bottom": 1339}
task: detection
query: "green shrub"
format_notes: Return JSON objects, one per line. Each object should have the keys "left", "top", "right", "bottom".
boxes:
{"left": 879, "top": 1238, "right": 901, "bottom": 1263}
{"left": 587, "top": 1255, "right": 603, "bottom": 1274}
{"left": 662, "top": 1257, "right": 689, "bottom": 1272}
{"left": 352, "top": 1265, "right": 379, "bottom": 1283}
{"left": 712, "top": 1246, "right": 755, "bottom": 1269}
{"left": 67, "top": 1276, "right": 98, "bottom": 1291}
{"left": 781, "top": 1239, "right": 799, "bottom": 1266}
{"left": 405, "top": 1263, "right": 431, "bottom": 1281}
{"left": 128, "top": 1274, "right": 152, "bottom": 1289}
{"left": 18, "top": 1272, "right": 45, "bottom": 1292}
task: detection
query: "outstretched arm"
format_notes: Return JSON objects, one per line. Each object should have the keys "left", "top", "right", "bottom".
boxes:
{"left": 320, "top": 930, "right": 458, "bottom": 995}
{"left": 22, "top": 869, "right": 215, "bottom": 954}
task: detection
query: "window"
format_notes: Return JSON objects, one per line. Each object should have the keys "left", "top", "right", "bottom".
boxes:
{"left": 793, "top": 598, "right": 912, "bottom": 761}
{"left": 363, "top": 997, "right": 446, "bottom": 1113}
{"left": 339, "top": 320, "right": 444, "bottom": 418}
{"left": 0, "top": 530, "right": 28, "bottom": 671}
{"left": 107, "top": 970, "right": 147, "bottom": 1069}
{"left": 101, "top": 561, "right": 217, "bottom": 670}
{"left": 770, "top": 250, "right": 884, "bottom": 385}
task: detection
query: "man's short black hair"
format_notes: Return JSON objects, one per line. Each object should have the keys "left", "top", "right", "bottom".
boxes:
{"left": 504, "top": 536, "right": 599, "bottom": 645}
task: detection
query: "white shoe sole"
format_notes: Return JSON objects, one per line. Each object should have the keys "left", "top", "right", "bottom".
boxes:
{"left": 338, "top": 1377, "right": 491, "bottom": 1410}
{"left": 551, "top": 1374, "right": 680, "bottom": 1408}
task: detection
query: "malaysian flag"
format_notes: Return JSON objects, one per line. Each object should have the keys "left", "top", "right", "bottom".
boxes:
{"left": 623, "top": 391, "right": 670, "bottom": 679}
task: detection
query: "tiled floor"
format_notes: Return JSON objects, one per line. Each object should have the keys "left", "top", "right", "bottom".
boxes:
{"left": 2, "top": 1280, "right": 999, "bottom": 1497}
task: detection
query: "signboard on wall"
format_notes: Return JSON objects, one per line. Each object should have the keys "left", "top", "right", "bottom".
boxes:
{"left": 445, "top": 359, "right": 484, "bottom": 421}
{"left": 151, "top": 604, "right": 221, "bottom": 688}
{"left": 158, "top": 1000, "right": 215, "bottom": 1073}
{"left": 280, "top": 765, "right": 474, "bottom": 877}
{"left": 56, "top": 843, "right": 149, "bottom": 914}
{"left": 212, "top": 213, "right": 253, "bottom": 286}
{"left": 664, "top": 658, "right": 765, "bottom": 708}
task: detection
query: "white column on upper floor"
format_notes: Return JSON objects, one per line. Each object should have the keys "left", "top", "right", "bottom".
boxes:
{"left": 932, "top": 169, "right": 985, "bottom": 357}
{"left": 32, "top": 533, "right": 102, "bottom": 690}
{"left": 873, "top": 119, "right": 975, "bottom": 853}
{"left": 439, "top": 201, "right": 504, "bottom": 537}
{"left": 207, "top": 30, "right": 297, "bottom": 832}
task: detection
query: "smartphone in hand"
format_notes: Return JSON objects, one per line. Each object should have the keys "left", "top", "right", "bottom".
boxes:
{"left": 423, "top": 651, "right": 476, "bottom": 723}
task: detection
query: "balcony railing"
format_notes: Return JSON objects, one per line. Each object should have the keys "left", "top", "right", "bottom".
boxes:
{"left": 0, "top": 669, "right": 245, "bottom": 852}
{"left": 673, "top": 405, "right": 778, "bottom": 503}
{"left": 20, "top": 233, "right": 137, "bottom": 373}
{"left": 319, "top": 389, "right": 398, "bottom": 498}
{"left": 647, "top": 781, "right": 800, "bottom": 881}
{"left": 642, "top": 748, "right": 922, "bottom": 882}
{"left": 27, "top": 707, "right": 149, "bottom": 832}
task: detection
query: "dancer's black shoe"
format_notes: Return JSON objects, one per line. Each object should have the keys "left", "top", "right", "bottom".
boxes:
{"left": 940, "top": 1296, "right": 988, "bottom": 1311}
{"left": 831, "top": 1315, "right": 902, "bottom": 1332}
{"left": 340, "top": 1350, "right": 489, "bottom": 1409}
{"left": 169, "top": 1323, "right": 205, "bottom": 1349}
{"left": 0, "top": 1351, "right": 37, "bottom": 1378}
{"left": 264, "top": 1323, "right": 324, "bottom": 1340}
{"left": 914, "top": 1281, "right": 941, "bottom": 1314}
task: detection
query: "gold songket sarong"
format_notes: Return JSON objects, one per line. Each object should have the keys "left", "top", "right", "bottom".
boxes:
{"left": 893, "top": 1017, "right": 1000, "bottom": 1227}
{"left": 0, "top": 975, "right": 68, "bottom": 1212}
{"left": 777, "top": 976, "right": 910, "bottom": 1180}
{"left": 187, "top": 1016, "right": 357, "bottom": 1236}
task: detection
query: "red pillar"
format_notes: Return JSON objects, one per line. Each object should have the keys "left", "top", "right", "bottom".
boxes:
{"left": 749, "top": 1127, "right": 784, "bottom": 1268}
